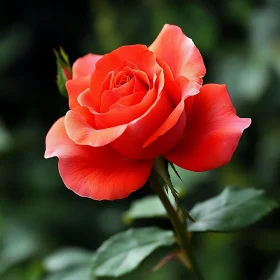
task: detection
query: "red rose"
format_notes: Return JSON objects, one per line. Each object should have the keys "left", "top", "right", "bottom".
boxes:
{"left": 45, "top": 24, "right": 251, "bottom": 200}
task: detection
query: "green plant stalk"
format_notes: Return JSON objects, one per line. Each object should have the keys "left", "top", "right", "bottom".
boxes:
{"left": 149, "top": 170, "right": 203, "bottom": 280}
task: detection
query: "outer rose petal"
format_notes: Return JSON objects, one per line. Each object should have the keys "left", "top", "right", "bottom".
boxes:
{"left": 142, "top": 79, "right": 203, "bottom": 148}
{"left": 165, "top": 84, "right": 251, "bottom": 171}
{"left": 45, "top": 117, "right": 77, "bottom": 158}
{"left": 149, "top": 24, "right": 206, "bottom": 83}
{"left": 142, "top": 100, "right": 185, "bottom": 147}
{"left": 72, "top": 53, "right": 102, "bottom": 79}
{"left": 65, "top": 78, "right": 95, "bottom": 126}
{"left": 65, "top": 110, "right": 127, "bottom": 147}
{"left": 65, "top": 53, "right": 102, "bottom": 127}
{"left": 66, "top": 77, "right": 89, "bottom": 110}
{"left": 45, "top": 117, "right": 153, "bottom": 200}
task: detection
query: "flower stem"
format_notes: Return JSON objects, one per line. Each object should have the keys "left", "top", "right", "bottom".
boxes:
{"left": 149, "top": 170, "right": 203, "bottom": 280}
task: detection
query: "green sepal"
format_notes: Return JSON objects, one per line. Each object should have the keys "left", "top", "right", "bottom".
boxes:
{"left": 53, "top": 47, "right": 72, "bottom": 98}
{"left": 169, "top": 161, "right": 183, "bottom": 182}
{"left": 153, "top": 157, "right": 195, "bottom": 222}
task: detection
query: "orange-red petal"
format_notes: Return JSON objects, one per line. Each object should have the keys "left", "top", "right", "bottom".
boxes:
{"left": 149, "top": 24, "right": 206, "bottom": 83}
{"left": 100, "top": 78, "right": 135, "bottom": 112}
{"left": 156, "top": 58, "right": 181, "bottom": 105}
{"left": 45, "top": 117, "right": 153, "bottom": 200}
{"left": 65, "top": 78, "right": 95, "bottom": 127}
{"left": 65, "top": 110, "right": 127, "bottom": 147}
{"left": 66, "top": 77, "right": 89, "bottom": 110}
{"left": 143, "top": 100, "right": 185, "bottom": 147}
{"left": 45, "top": 117, "right": 75, "bottom": 158}
{"left": 72, "top": 53, "right": 102, "bottom": 79}
{"left": 110, "top": 89, "right": 174, "bottom": 159}
{"left": 95, "top": 87, "right": 158, "bottom": 128}
{"left": 89, "top": 45, "right": 155, "bottom": 111}
{"left": 165, "top": 84, "right": 251, "bottom": 171}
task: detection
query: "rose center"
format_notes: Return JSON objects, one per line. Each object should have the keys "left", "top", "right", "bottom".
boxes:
{"left": 114, "top": 70, "right": 134, "bottom": 88}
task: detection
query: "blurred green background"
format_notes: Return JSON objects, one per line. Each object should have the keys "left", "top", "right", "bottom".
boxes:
{"left": 1, "top": 0, "right": 280, "bottom": 279}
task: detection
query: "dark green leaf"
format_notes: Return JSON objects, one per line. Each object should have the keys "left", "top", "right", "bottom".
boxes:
{"left": 92, "top": 227, "right": 175, "bottom": 278}
{"left": 188, "top": 186, "right": 279, "bottom": 232}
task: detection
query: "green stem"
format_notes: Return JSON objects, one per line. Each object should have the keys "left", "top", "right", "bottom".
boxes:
{"left": 149, "top": 170, "right": 203, "bottom": 280}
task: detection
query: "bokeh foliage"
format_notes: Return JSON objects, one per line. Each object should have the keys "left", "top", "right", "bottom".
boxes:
{"left": 0, "top": 0, "right": 280, "bottom": 279}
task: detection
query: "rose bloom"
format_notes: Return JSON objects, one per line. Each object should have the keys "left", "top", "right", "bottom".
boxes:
{"left": 45, "top": 24, "right": 251, "bottom": 200}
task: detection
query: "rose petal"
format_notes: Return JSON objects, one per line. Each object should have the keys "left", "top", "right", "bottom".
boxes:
{"left": 80, "top": 69, "right": 162, "bottom": 129}
{"left": 89, "top": 45, "right": 156, "bottom": 111}
{"left": 165, "top": 84, "right": 251, "bottom": 171}
{"left": 66, "top": 77, "right": 89, "bottom": 109}
{"left": 156, "top": 58, "right": 181, "bottom": 105}
{"left": 99, "top": 67, "right": 149, "bottom": 112}
{"left": 65, "top": 110, "right": 127, "bottom": 147}
{"left": 45, "top": 117, "right": 78, "bottom": 158}
{"left": 59, "top": 147, "right": 153, "bottom": 200}
{"left": 112, "top": 45, "right": 156, "bottom": 80}
{"left": 100, "top": 78, "right": 135, "bottom": 112}
{"left": 142, "top": 100, "right": 185, "bottom": 147}
{"left": 95, "top": 86, "right": 158, "bottom": 128}
{"left": 141, "top": 108, "right": 186, "bottom": 158}
{"left": 110, "top": 90, "right": 146, "bottom": 110}
{"left": 45, "top": 117, "right": 153, "bottom": 200}
{"left": 65, "top": 78, "right": 95, "bottom": 127}
{"left": 72, "top": 53, "right": 102, "bottom": 79}
{"left": 176, "top": 76, "right": 202, "bottom": 99}
{"left": 149, "top": 24, "right": 206, "bottom": 83}
{"left": 110, "top": 89, "right": 174, "bottom": 159}
{"left": 133, "top": 70, "right": 150, "bottom": 92}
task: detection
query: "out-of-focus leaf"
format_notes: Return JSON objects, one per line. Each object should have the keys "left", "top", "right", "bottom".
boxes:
{"left": 43, "top": 247, "right": 93, "bottom": 272}
{"left": 254, "top": 125, "right": 280, "bottom": 187}
{"left": 23, "top": 259, "right": 44, "bottom": 280}
{"left": 182, "top": 2, "right": 218, "bottom": 53}
{"left": 92, "top": 227, "right": 175, "bottom": 278}
{"left": 0, "top": 120, "right": 13, "bottom": 154}
{"left": 43, "top": 247, "right": 94, "bottom": 280}
{"left": 249, "top": 8, "right": 279, "bottom": 50}
{"left": 268, "top": 261, "right": 280, "bottom": 280}
{"left": 198, "top": 233, "right": 240, "bottom": 280}
{"left": 213, "top": 51, "right": 270, "bottom": 103}
{"left": 150, "top": 2, "right": 218, "bottom": 54}
{"left": 188, "top": 186, "right": 279, "bottom": 232}
{"left": 272, "top": 45, "right": 280, "bottom": 77}
{"left": 237, "top": 54, "right": 270, "bottom": 100}
{"left": 226, "top": 0, "right": 251, "bottom": 24}
{"left": 123, "top": 195, "right": 175, "bottom": 223}
{"left": 95, "top": 0, "right": 121, "bottom": 52}
{"left": 0, "top": 225, "right": 39, "bottom": 274}
{"left": 45, "top": 266, "right": 92, "bottom": 280}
